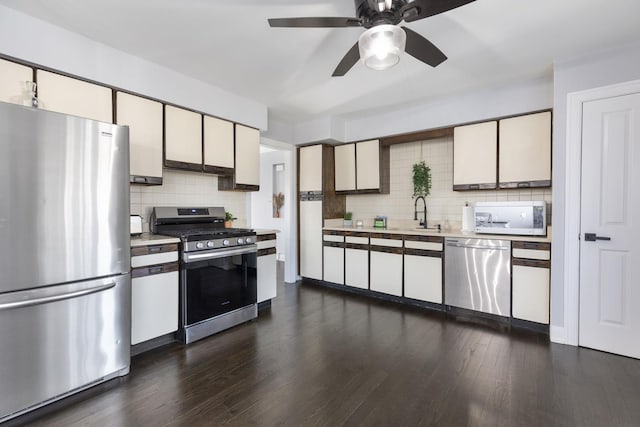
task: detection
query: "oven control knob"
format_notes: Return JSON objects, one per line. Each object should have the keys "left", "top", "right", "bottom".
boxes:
{"left": 207, "top": 241, "right": 215, "bottom": 248}
{"left": 245, "top": 237, "right": 253, "bottom": 244}
{"left": 196, "top": 242, "right": 205, "bottom": 249}
{"left": 237, "top": 238, "right": 245, "bottom": 245}
{"left": 222, "top": 239, "right": 230, "bottom": 246}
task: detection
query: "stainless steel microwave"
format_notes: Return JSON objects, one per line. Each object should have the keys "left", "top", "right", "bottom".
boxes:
{"left": 474, "top": 201, "right": 546, "bottom": 236}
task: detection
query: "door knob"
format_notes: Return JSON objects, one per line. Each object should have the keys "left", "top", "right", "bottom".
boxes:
{"left": 584, "top": 233, "right": 611, "bottom": 242}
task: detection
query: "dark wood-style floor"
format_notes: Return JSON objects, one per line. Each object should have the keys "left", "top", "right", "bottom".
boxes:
{"left": 15, "top": 265, "right": 640, "bottom": 426}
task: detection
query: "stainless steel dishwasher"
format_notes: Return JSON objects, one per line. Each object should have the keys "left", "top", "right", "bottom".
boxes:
{"left": 444, "top": 238, "right": 511, "bottom": 317}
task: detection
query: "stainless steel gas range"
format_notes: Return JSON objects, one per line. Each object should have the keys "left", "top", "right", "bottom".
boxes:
{"left": 150, "top": 207, "right": 257, "bottom": 344}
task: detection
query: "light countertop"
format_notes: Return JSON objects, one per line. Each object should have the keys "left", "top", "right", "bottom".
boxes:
{"left": 131, "top": 233, "right": 180, "bottom": 247}
{"left": 322, "top": 226, "right": 552, "bottom": 243}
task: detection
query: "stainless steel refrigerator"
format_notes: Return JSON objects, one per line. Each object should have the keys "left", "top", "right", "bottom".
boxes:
{"left": 0, "top": 101, "right": 131, "bottom": 422}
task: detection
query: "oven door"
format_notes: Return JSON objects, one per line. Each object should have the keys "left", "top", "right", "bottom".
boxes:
{"left": 181, "top": 245, "right": 257, "bottom": 327}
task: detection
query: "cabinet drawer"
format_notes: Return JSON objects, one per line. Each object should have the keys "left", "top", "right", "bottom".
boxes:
{"left": 346, "top": 236, "right": 369, "bottom": 245}
{"left": 131, "top": 245, "right": 178, "bottom": 268}
{"left": 257, "top": 240, "right": 276, "bottom": 250}
{"left": 132, "top": 262, "right": 179, "bottom": 278}
{"left": 404, "top": 240, "right": 443, "bottom": 252}
{"left": 512, "top": 248, "right": 550, "bottom": 261}
{"left": 323, "top": 234, "right": 345, "bottom": 243}
{"left": 370, "top": 237, "right": 402, "bottom": 248}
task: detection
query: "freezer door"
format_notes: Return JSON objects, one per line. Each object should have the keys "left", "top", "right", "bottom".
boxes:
{"left": 0, "top": 274, "right": 130, "bottom": 422}
{"left": 0, "top": 102, "right": 130, "bottom": 293}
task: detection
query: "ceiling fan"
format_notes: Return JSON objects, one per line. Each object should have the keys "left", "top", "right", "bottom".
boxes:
{"left": 268, "top": 0, "right": 476, "bottom": 76}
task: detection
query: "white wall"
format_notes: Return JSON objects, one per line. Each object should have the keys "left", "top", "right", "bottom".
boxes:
{"left": 551, "top": 40, "right": 640, "bottom": 332}
{"left": 346, "top": 138, "right": 552, "bottom": 226}
{"left": 130, "top": 170, "right": 248, "bottom": 232}
{"left": 250, "top": 140, "right": 297, "bottom": 283}
{"left": 0, "top": 5, "right": 267, "bottom": 130}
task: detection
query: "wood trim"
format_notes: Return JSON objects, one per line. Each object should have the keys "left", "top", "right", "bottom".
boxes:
{"left": 131, "top": 261, "right": 179, "bottom": 278}
{"left": 499, "top": 180, "right": 552, "bottom": 189}
{"left": 345, "top": 243, "right": 369, "bottom": 250}
{"left": 370, "top": 245, "right": 403, "bottom": 254}
{"left": 404, "top": 248, "right": 442, "bottom": 258}
{"left": 343, "top": 231, "right": 370, "bottom": 237}
{"left": 369, "top": 232, "right": 403, "bottom": 239}
{"left": 512, "top": 241, "right": 551, "bottom": 251}
{"left": 203, "top": 165, "right": 234, "bottom": 175}
{"left": 258, "top": 247, "right": 277, "bottom": 257}
{"left": 453, "top": 183, "right": 498, "bottom": 191}
{"left": 130, "top": 175, "right": 163, "bottom": 185}
{"left": 512, "top": 258, "right": 551, "bottom": 269}
{"left": 323, "top": 241, "right": 345, "bottom": 248}
{"left": 257, "top": 233, "right": 277, "bottom": 242}
{"left": 402, "top": 234, "right": 444, "bottom": 243}
{"left": 131, "top": 243, "right": 178, "bottom": 257}
{"left": 323, "top": 230, "right": 347, "bottom": 236}
{"left": 164, "top": 159, "right": 202, "bottom": 172}
{"left": 380, "top": 127, "right": 454, "bottom": 145}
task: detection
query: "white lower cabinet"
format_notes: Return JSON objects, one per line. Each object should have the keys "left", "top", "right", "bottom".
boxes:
{"left": 130, "top": 242, "right": 179, "bottom": 346}
{"left": 404, "top": 255, "right": 442, "bottom": 303}
{"left": 345, "top": 234, "right": 369, "bottom": 289}
{"left": 511, "top": 241, "right": 550, "bottom": 324}
{"left": 323, "top": 232, "right": 345, "bottom": 285}
{"left": 512, "top": 264, "right": 550, "bottom": 324}
{"left": 132, "top": 271, "right": 179, "bottom": 345}
{"left": 257, "top": 233, "right": 278, "bottom": 303}
{"left": 370, "top": 241, "right": 403, "bottom": 297}
{"left": 300, "top": 200, "right": 323, "bottom": 280}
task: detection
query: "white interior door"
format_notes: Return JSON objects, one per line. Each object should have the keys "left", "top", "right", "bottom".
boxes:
{"left": 579, "top": 92, "right": 640, "bottom": 359}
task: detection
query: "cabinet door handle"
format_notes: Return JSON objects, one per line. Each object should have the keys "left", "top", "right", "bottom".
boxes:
{"left": 584, "top": 233, "right": 611, "bottom": 242}
{"left": 149, "top": 266, "right": 164, "bottom": 274}
{"left": 148, "top": 246, "right": 162, "bottom": 253}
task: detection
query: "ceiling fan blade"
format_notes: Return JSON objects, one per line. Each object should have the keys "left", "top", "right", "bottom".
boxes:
{"left": 332, "top": 42, "right": 360, "bottom": 77}
{"left": 402, "top": 26, "right": 447, "bottom": 67}
{"left": 401, "top": 0, "right": 475, "bottom": 22}
{"left": 268, "top": 17, "right": 362, "bottom": 28}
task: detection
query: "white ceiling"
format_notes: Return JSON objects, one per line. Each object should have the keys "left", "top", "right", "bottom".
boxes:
{"left": 2, "top": 0, "right": 640, "bottom": 125}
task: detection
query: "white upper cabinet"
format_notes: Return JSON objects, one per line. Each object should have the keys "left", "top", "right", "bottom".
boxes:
{"left": 203, "top": 115, "right": 234, "bottom": 174}
{"left": 234, "top": 124, "right": 260, "bottom": 187}
{"left": 299, "top": 144, "right": 323, "bottom": 192}
{"left": 334, "top": 139, "right": 388, "bottom": 193}
{"left": 453, "top": 121, "right": 497, "bottom": 190}
{"left": 356, "top": 139, "right": 380, "bottom": 190}
{"left": 0, "top": 58, "right": 32, "bottom": 105}
{"left": 116, "top": 92, "right": 163, "bottom": 184}
{"left": 499, "top": 111, "right": 552, "bottom": 188}
{"left": 164, "top": 105, "right": 202, "bottom": 169}
{"left": 334, "top": 143, "right": 356, "bottom": 192}
{"left": 37, "top": 70, "right": 112, "bottom": 123}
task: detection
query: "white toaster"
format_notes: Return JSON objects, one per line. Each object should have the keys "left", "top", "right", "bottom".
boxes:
{"left": 130, "top": 215, "right": 142, "bottom": 235}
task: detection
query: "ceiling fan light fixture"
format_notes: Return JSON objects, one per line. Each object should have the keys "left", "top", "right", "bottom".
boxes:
{"left": 358, "top": 24, "right": 406, "bottom": 71}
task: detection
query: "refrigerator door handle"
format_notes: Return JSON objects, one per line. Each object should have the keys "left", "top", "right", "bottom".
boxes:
{"left": 0, "top": 282, "right": 116, "bottom": 311}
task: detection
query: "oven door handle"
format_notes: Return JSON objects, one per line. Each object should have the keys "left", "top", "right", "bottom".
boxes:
{"left": 183, "top": 245, "right": 257, "bottom": 262}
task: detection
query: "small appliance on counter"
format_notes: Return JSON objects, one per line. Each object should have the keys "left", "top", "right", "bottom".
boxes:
{"left": 461, "top": 202, "right": 474, "bottom": 233}
{"left": 373, "top": 216, "right": 387, "bottom": 229}
{"left": 474, "top": 201, "right": 546, "bottom": 236}
{"left": 130, "top": 215, "right": 142, "bottom": 235}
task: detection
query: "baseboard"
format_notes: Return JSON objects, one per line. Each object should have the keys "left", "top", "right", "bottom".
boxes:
{"left": 550, "top": 325, "right": 567, "bottom": 344}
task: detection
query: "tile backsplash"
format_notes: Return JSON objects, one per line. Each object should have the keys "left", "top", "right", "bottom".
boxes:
{"left": 346, "top": 137, "right": 552, "bottom": 227}
{"left": 130, "top": 169, "right": 247, "bottom": 232}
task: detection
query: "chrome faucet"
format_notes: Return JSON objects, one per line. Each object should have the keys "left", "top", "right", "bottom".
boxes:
{"left": 414, "top": 196, "right": 427, "bottom": 229}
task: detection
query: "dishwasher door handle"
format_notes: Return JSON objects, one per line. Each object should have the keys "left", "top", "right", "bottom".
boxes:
{"left": 446, "top": 243, "right": 509, "bottom": 250}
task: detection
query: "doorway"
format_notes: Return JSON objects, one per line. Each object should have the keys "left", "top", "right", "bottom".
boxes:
{"left": 565, "top": 80, "right": 640, "bottom": 358}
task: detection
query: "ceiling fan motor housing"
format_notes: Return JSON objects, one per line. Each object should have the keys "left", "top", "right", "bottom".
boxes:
{"left": 356, "top": 0, "right": 406, "bottom": 27}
